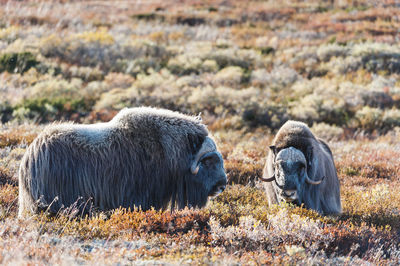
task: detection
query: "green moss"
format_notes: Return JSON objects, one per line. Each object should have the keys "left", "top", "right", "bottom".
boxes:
{"left": 131, "top": 13, "right": 165, "bottom": 22}
{"left": 0, "top": 102, "right": 13, "bottom": 123}
{"left": 343, "top": 167, "right": 360, "bottom": 176}
{"left": 13, "top": 97, "right": 93, "bottom": 123}
{"left": 207, "top": 53, "right": 250, "bottom": 70}
{"left": 241, "top": 69, "right": 252, "bottom": 84}
{"left": 260, "top": 47, "right": 275, "bottom": 55}
{"left": 0, "top": 52, "right": 38, "bottom": 74}
{"left": 316, "top": 6, "right": 329, "bottom": 13}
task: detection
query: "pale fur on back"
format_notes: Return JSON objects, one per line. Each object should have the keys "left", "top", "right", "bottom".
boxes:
{"left": 18, "top": 107, "right": 210, "bottom": 217}
{"left": 263, "top": 120, "right": 342, "bottom": 215}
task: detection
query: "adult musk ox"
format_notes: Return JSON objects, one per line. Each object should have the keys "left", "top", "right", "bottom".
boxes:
{"left": 18, "top": 107, "right": 227, "bottom": 217}
{"left": 260, "top": 120, "right": 341, "bottom": 215}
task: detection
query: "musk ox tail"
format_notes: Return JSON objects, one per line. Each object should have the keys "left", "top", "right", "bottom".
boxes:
{"left": 18, "top": 136, "right": 47, "bottom": 217}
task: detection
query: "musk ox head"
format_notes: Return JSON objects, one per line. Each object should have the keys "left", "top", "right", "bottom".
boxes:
{"left": 190, "top": 137, "right": 227, "bottom": 198}
{"left": 261, "top": 146, "right": 324, "bottom": 205}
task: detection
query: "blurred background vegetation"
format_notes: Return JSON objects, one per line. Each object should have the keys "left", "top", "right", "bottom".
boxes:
{"left": 1, "top": 0, "right": 400, "bottom": 136}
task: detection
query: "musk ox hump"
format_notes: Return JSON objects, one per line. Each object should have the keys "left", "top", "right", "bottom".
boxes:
{"left": 272, "top": 120, "right": 316, "bottom": 153}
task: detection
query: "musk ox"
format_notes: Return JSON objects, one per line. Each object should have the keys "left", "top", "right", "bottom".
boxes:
{"left": 260, "top": 120, "right": 341, "bottom": 215}
{"left": 18, "top": 107, "right": 227, "bottom": 217}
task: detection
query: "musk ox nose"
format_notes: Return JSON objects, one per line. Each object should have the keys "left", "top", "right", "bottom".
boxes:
{"left": 280, "top": 189, "right": 297, "bottom": 202}
{"left": 283, "top": 190, "right": 295, "bottom": 198}
{"left": 209, "top": 180, "right": 227, "bottom": 197}
{"left": 217, "top": 184, "right": 226, "bottom": 193}
{"left": 215, "top": 179, "right": 227, "bottom": 192}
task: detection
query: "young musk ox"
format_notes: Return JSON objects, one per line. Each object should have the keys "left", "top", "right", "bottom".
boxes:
{"left": 260, "top": 120, "right": 341, "bottom": 215}
{"left": 18, "top": 107, "right": 227, "bottom": 217}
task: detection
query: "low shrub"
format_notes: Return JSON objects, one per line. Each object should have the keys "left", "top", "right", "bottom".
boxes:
{"left": 242, "top": 103, "right": 289, "bottom": 129}
{"left": 0, "top": 126, "right": 37, "bottom": 148}
{"left": 167, "top": 55, "right": 203, "bottom": 75}
{"left": 354, "top": 106, "right": 383, "bottom": 131}
{"left": 0, "top": 52, "right": 38, "bottom": 74}
{"left": 0, "top": 103, "right": 13, "bottom": 123}
{"left": 0, "top": 184, "right": 18, "bottom": 219}
{"left": 37, "top": 207, "right": 211, "bottom": 241}
{"left": 0, "top": 167, "right": 16, "bottom": 186}
{"left": 382, "top": 108, "right": 400, "bottom": 129}
{"left": 213, "top": 66, "right": 243, "bottom": 87}
{"left": 13, "top": 97, "right": 92, "bottom": 123}
{"left": 311, "top": 122, "right": 344, "bottom": 141}
{"left": 225, "top": 160, "right": 263, "bottom": 185}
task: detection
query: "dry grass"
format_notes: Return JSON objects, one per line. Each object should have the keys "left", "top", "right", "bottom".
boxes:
{"left": 0, "top": 124, "right": 39, "bottom": 148}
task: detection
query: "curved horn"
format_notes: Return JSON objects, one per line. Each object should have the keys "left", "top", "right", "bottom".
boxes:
{"left": 191, "top": 137, "right": 217, "bottom": 175}
{"left": 274, "top": 180, "right": 284, "bottom": 190}
{"left": 259, "top": 175, "right": 275, "bottom": 182}
{"left": 305, "top": 175, "right": 325, "bottom": 185}
{"left": 191, "top": 164, "right": 200, "bottom": 175}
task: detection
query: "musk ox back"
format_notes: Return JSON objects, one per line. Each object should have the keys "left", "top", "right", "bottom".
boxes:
{"left": 18, "top": 107, "right": 227, "bottom": 217}
{"left": 260, "top": 120, "right": 341, "bottom": 215}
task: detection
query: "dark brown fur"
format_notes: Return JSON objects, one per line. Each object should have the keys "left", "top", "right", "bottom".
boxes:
{"left": 18, "top": 107, "right": 227, "bottom": 217}
{"left": 263, "top": 120, "right": 342, "bottom": 215}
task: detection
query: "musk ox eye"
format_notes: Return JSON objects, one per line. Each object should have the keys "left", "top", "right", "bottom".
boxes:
{"left": 199, "top": 152, "right": 222, "bottom": 170}
{"left": 201, "top": 155, "right": 218, "bottom": 167}
{"left": 298, "top": 164, "right": 305, "bottom": 173}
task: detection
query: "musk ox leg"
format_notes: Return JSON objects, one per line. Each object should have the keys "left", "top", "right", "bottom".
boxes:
{"left": 321, "top": 194, "right": 342, "bottom": 215}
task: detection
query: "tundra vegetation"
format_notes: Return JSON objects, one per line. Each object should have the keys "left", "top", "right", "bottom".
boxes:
{"left": 1, "top": 0, "right": 400, "bottom": 264}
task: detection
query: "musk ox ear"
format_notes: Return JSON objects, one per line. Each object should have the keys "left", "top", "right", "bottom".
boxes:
{"left": 305, "top": 145, "right": 318, "bottom": 177}
{"left": 198, "top": 151, "right": 220, "bottom": 165}
{"left": 195, "top": 112, "right": 203, "bottom": 122}
{"left": 305, "top": 146, "right": 313, "bottom": 168}
{"left": 269, "top": 145, "right": 277, "bottom": 155}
